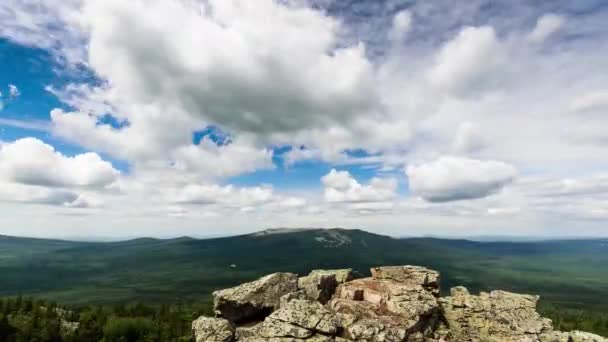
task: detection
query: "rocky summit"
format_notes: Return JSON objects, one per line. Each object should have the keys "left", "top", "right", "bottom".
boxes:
{"left": 192, "top": 265, "right": 606, "bottom": 342}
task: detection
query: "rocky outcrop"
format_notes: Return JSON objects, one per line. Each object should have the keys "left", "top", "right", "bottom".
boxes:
{"left": 192, "top": 317, "right": 235, "bottom": 342}
{"left": 299, "top": 269, "right": 354, "bottom": 304}
{"left": 193, "top": 265, "right": 607, "bottom": 342}
{"left": 213, "top": 272, "right": 298, "bottom": 323}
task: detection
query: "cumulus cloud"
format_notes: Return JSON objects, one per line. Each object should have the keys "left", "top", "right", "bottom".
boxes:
{"left": 170, "top": 184, "right": 273, "bottom": 206}
{"left": 0, "top": 138, "right": 119, "bottom": 188}
{"left": 0, "top": 182, "right": 79, "bottom": 206}
{"left": 528, "top": 14, "right": 565, "bottom": 43}
{"left": 172, "top": 137, "right": 274, "bottom": 179}
{"left": 388, "top": 10, "right": 412, "bottom": 43}
{"left": 452, "top": 122, "right": 486, "bottom": 153}
{"left": 77, "top": 0, "right": 377, "bottom": 136}
{"left": 406, "top": 156, "right": 517, "bottom": 202}
{"left": 428, "top": 26, "right": 506, "bottom": 96}
{"left": 8, "top": 84, "right": 20, "bottom": 98}
{"left": 569, "top": 90, "right": 608, "bottom": 112}
{"left": 2, "top": 0, "right": 608, "bottom": 237}
{"left": 321, "top": 169, "right": 397, "bottom": 203}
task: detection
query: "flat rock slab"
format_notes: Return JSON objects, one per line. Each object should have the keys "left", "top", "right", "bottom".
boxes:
{"left": 214, "top": 272, "right": 298, "bottom": 323}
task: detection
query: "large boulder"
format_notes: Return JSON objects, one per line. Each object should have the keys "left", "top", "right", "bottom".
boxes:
{"left": 213, "top": 272, "right": 298, "bottom": 323}
{"left": 329, "top": 266, "right": 443, "bottom": 341}
{"left": 193, "top": 265, "right": 606, "bottom": 342}
{"left": 192, "top": 316, "right": 234, "bottom": 342}
{"left": 371, "top": 265, "right": 440, "bottom": 296}
{"left": 298, "top": 269, "right": 353, "bottom": 304}
{"left": 334, "top": 269, "right": 440, "bottom": 327}
{"left": 439, "top": 286, "right": 553, "bottom": 342}
{"left": 540, "top": 331, "right": 608, "bottom": 342}
{"left": 256, "top": 299, "right": 341, "bottom": 339}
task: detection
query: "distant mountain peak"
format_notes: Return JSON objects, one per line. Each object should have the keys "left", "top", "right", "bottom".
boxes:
{"left": 252, "top": 228, "right": 317, "bottom": 236}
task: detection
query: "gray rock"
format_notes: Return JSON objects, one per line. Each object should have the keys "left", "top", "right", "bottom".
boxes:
{"left": 439, "top": 287, "right": 553, "bottom": 342}
{"left": 192, "top": 316, "right": 235, "bottom": 342}
{"left": 214, "top": 272, "right": 298, "bottom": 323}
{"left": 371, "top": 265, "right": 440, "bottom": 296}
{"left": 569, "top": 331, "right": 608, "bottom": 342}
{"left": 267, "top": 299, "right": 340, "bottom": 335}
{"left": 308, "top": 269, "right": 354, "bottom": 283}
{"left": 193, "top": 266, "right": 606, "bottom": 342}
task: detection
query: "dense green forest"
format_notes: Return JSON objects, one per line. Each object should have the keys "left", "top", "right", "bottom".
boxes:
{"left": 1, "top": 229, "right": 607, "bottom": 338}
{"left": 0, "top": 297, "right": 607, "bottom": 341}
{"left": 0, "top": 297, "right": 211, "bottom": 341}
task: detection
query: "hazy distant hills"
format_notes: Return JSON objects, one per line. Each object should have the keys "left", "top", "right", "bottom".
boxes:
{"left": 1, "top": 228, "right": 607, "bottom": 313}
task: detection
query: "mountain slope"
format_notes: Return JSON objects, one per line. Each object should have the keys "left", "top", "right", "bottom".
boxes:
{"left": 0, "top": 228, "right": 607, "bottom": 314}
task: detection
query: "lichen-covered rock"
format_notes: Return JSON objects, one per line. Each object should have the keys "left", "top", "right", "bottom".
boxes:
{"left": 309, "top": 269, "right": 354, "bottom": 283}
{"left": 297, "top": 269, "right": 354, "bottom": 304}
{"left": 569, "top": 331, "right": 608, "bottom": 342}
{"left": 192, "top": 316, "right": 235, "bottom": 342}
{"left": 540, "top": 330, "right": 608, "bottom": 342}
{"left": 371, "top": 265, "right": 440, "bottom": 296}
{"left": 213, "top": 272, "right": 298, "bottom": 323}
{"left": 193, "top": 266, "right": 605, "bottom": 342}
{"left": 334, "top": 275, "right": 440, "bottom": 328}
{"left": 267, "top": 299, "right": 340, "bottom": 335}
{"left": 439, "top": 286, "right": 553, "bottom": 342}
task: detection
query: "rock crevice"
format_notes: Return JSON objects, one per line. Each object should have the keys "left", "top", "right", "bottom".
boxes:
{"left": 193, "top": 266, "right": 606, "bottom": 342}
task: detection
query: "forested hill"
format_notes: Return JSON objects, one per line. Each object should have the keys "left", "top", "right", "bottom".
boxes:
{"left": 1, "top": 228, "right": 607, "bottom": 336}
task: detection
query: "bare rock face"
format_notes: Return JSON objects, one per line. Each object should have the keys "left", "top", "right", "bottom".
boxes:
{"left": 371, "top": 265, "right": 440, "bottom": 296}
{"left": 192, "top": 317, "right": 234, "bottom": 342}
{"left": 194, "top": 265, "right": 606, "bottom": 342}
{"left": 440, "top": 286, "right": 554, "bottom": 342}
{"left": 213, "top": 272, "right": 298, "bottom": 323}
{"left": 298, "top": 269, "right": 353, "bottom": 304}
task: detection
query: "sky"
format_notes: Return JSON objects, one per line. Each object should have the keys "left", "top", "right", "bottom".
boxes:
{"left": 0, "top": 0, "right": 607, "bottom": 239}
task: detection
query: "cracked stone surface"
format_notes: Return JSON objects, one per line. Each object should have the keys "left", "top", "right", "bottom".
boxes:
{"left": 192, "top": 265, "right": 607, "bottom": 342}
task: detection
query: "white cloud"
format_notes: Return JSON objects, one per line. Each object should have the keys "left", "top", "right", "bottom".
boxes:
{"left": 8, "top": 84, "right": 20, "bottom": 98}
{"left": 2, "top": 1, "right": 608, "bottom": 237}
{"left": 0, "top": 182, "right": 79, "bottom": 206}
{"left": 428, "top": 26, "right": 506, "bottom": 96}
{"left": 0, "top": 138, "right": 119, "bottom": 188}
{"left": 452, "top": 122, "right": 486, "bottom": 153}
{"left": 170, "top": 184, "right": 274, "bottom": 207}
{"left": 0, "top": 0, "right": 86, "bottom": 64}
{"left": 172, "top": 137, "right": 274, "bottom": 179}
{"left": 406, "top": 156, "right": 517, "bottom": 202}
{"left": 76, "top": 0, "right": 377, "bottom": 136}
{"left": 569, "top": 90, "right": 608, "bottom": 112}
{"left": 388, "top": 10, "right": 412, "bottom": 43}
{"left": 527, "top": 14, "right": 565, "bottom": 43}
{"left": 321, "top": 169, "right": 398, "bottom": 203}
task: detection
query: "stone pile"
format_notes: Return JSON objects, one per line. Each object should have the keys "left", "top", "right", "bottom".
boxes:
{"left": 192, "top": 265, "right": 606, "bottom": 342}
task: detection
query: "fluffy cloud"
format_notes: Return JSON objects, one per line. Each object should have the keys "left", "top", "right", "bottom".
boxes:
{"left": 0, "top": 138, "right": 119, "bottom": 188}
{"left": 8, "top": 84, "right": 20, "bottom": 98}
{"left": 322, "top": 169, "right": 397, "bottom": 203}
{"left": 388, "top": 10, "right": 412, "bottom": 43}
{"left": 0, "top": 182, "right": 79, "bottom": 206}
{"left": 527, "top": 14, "right": 565, "bottom": 43}
{"left": 569, "top": 90, "right": 608, "bottom": 112}
{"left": 2, "top": 1, "right": 608, "bottom": 237}
{"left": 428, "top": 26, "right": 506, "bottom": 96}
{"left": 406, "top": 156, "right": 517, "bottom": 202}
{"left": 170, "top": 184, "right": 274, "bottom": 206}
{"left": 77, "top": 0, "right": 377, "bottom": 136}
{"left": 452, "top": 122, "right": 486, "bottom": 153}
{"left": 172, "top": 138, "right": 274, "bottom": 179}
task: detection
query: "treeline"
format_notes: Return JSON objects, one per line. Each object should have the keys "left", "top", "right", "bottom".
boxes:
{"left": 1, "top": 297, "right": 607, "bottom": 341}
{"left": 541, "top": 306, "right": 608, "bottom": 337}
{"left": 0, "top": 297, "right": 212, "bottom": 342}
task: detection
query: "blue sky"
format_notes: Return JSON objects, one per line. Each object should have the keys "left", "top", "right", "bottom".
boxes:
{"left": 0, "top": 0, "right": 607, "bottom": 238}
